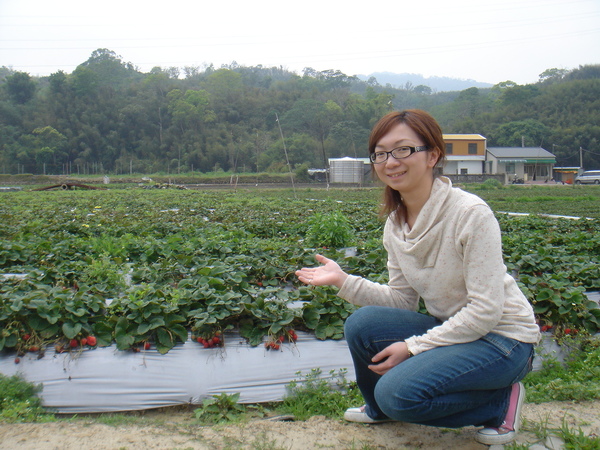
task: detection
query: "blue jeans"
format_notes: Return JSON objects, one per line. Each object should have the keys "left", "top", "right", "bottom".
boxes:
{"left": 344, "top": 305, "right": 534, "bottom": 428}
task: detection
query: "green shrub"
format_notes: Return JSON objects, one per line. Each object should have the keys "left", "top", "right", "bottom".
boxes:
{"left": 482, "top": 178, "right": 504, "bottom": 189}
{"left": 194, "top": 392, "right": 246, "bottom": 424}
{"left": 525, "top": 335, "right": 600, "bottom": 403}
{"left": 0, "top": 374, "right": 54, "bottom": 423}
{"left": 281, "top": 368, "right": 362, "bottom": 420}
{"left": 305, "top": 210, "right": 355, "bottom": 249}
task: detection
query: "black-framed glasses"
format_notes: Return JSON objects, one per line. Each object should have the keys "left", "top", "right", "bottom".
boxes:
{"left": 370, "top": 145, "right": 430, "bottom": 164}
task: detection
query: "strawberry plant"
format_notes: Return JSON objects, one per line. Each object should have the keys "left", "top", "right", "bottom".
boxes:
{"left": 301, "top": 286, "right": 357, "bottom": 340}
{"left": 240, "top": 288, "right": 302, "bottom": 346}
{"left": 0, "top": 272, "right": 111, "bottom": 352}
{"left": 1, "top": 186, "right": 599, "bottom": 358}
{"left": 518, "top": 273, "right": 600, "bottom": 333}
{"left": 108, "top": 284, "right": 188, "bottom": 354}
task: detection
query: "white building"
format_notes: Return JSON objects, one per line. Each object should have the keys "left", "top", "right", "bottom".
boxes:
{"left": 487, "top": 147, "right": 556, "bottom": 182}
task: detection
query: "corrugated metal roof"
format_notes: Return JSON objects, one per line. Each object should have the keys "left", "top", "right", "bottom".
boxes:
{"left": 497, "top": 158, "right": 556, "bottom": 164}
{"left": 487, "top": 147, "right": 556, "bottom": 159}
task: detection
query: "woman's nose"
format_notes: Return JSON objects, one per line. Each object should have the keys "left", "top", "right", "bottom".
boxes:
{"left": 384, "top": 155, "right": 401, "bottom": 167}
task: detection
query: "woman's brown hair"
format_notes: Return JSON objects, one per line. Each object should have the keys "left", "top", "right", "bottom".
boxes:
{"left": 368, "top": 109, "right": 446, "bottom": 223}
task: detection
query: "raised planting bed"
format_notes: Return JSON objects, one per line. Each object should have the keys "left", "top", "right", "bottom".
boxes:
{"left": 0, "top": 331, "right": 354, "bottom": 413}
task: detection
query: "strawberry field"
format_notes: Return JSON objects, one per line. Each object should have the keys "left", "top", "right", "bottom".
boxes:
{"left": 1, "top": 185, "right": 600, "bottom": 360}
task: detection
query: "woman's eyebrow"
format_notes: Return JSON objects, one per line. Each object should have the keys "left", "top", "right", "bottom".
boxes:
{"left": 375, "top": 140, "right": 413, "bottom": 149}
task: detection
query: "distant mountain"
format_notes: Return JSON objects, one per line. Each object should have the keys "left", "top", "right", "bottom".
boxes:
{"left": 356, "top": 72, "right": 494, "bottom": 92}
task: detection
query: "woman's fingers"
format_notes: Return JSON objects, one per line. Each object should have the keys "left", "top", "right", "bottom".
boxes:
{"left": 315, "top": 254, "right": 330, "bottom": 264}
{"left": 295, "top": 268, "right": 317, "bottom": 285}
{"left": 295, "top": 254, "right": 343, "bottom": 287}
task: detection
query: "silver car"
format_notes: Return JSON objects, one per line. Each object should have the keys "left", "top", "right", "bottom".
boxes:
{"left": 575, "top": 170, "right": 600, "bottom": 184}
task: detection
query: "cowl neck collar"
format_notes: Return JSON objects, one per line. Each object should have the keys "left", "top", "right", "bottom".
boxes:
{"left": 388, "top": 177, "right": 452, "bottom": 268}
{"left": 402, "top": 176, "right": 452, "bottom": 240}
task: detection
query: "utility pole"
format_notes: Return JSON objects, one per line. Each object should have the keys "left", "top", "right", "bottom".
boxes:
{"left": 579, "top": 147, "right": 583, "bottom": 170}
{"left": 275, "top": 113, "right": 297, "bottom": 199}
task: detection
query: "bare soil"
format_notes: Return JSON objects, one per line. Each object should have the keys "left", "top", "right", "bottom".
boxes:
{"left": 0, "top": 400, "right": 598, "bottom": 449}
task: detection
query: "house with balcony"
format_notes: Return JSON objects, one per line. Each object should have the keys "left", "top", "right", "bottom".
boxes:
{"left": 442, "top": 134, "right": 486, "bottom": 175}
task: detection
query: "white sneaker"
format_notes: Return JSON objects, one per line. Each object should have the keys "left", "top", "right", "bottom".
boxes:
{"left": 476, "top": 382, "right": 525, "bottom": 445}
{"left": 344, "top": 406, "right": 393, "bottom": 424}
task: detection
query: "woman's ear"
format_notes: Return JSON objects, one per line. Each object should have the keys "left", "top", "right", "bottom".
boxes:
{"left": 428, "top": 148, "right": 441, "bottom": 167}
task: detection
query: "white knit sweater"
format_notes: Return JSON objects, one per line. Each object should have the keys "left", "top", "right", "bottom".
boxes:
{"left": 338, "top": 176, "right": 540, "bottom": 355}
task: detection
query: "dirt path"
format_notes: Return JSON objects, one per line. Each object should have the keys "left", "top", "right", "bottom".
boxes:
{"left": 0, "top": 400, "right": 598, "bottom": 449}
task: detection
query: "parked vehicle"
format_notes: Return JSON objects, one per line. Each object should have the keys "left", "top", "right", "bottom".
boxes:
{"left": 574, "top": 170, "right": 600, "bottom": 184}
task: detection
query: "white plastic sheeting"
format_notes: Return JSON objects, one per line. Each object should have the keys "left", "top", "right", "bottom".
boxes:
{"left": 2, "top": 291, "right": 598, "bottom": 413}
{"left": 0, "top": 332, "right": 355, "bottom": 414}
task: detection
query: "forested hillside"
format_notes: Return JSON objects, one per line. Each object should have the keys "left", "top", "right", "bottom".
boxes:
{"left": 1, "top": 49, "right": 598, "bottom": 175}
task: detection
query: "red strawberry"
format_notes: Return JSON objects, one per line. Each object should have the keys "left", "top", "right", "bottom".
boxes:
{"left": 29, "top": 346, "right": 39, "bottom": 352}
{"left": 80, "top": 338, "right": 88, "bottom": 346}
{"left": 22, "top": 334, "right": 31, "bottom": 341}
{"left": 564, "top": 328, "right": 572, "bottom": 334}
{"left": 69, "top": 339, "right": 79, "bottom": 348}
{"left": 87, "top": 336, "right": 97, "bottom": 346}
{"left": 197, "top": 337, "right": 204, "bottom": 344}
{"left": 144, "top": 342, "right": 151, "bottom": 350}
{"left": 14, "top": 357, "right": 20, "bottom": 364}
{"left": 212, "top": 336, "right": 220, "bottom": 345}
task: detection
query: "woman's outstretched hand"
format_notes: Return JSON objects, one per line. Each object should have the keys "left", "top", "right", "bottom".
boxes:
{"left": 295, "top": 254, "right": 348, "bottom": 289}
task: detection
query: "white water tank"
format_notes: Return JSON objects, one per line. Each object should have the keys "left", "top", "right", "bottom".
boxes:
{"left": 329, "top": 157, "right": 364, "bottom": 183}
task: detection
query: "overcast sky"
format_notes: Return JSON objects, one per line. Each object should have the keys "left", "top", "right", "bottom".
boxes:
{"left": 1, "top": 0, "right": 598, "bottom": 85}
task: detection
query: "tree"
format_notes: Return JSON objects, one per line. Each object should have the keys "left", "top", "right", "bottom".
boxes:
{"left": 327, "top": 121, "right": 370, "bottom": 158}
{"left": 498, "top": 84, "right": 541, "bottom": 110}
{"left": 4, "top": 72, "right": 36, "bottom": 104}
{"left": 414, "top": 85, "right": 432, "bottom": 95}
{"left": 491, "top": 119, "right": 550, "bottom": 147}
{"left": 70, "top": 66, "right": 100, "bottom": 97}
{"left": 79, "top": 48, "right": 140, "bottom": 88}
{"left": 282, "top": 99, "right": 343, "bottom": 169}
{"left": 0, "top": 56, "right": 597, "bottom": 176}
{"left": 564, "top": 64, "right": 600, "bottom": 81}
{"left": 204, "top": 69, "right": 243, "bottom": 109}
{"left": 48, "top": 71, "right": 68, "bottom": 94}
{"left": 167, "top": 89, "right": 215, "bottom": 132}
{"left": 539, "top": 68, "right": 569, "bottom": 84}
{"left": 367, "top": 76, "right": 380, "bottom": 87}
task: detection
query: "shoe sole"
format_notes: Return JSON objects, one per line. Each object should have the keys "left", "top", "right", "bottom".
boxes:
{"left": 344, "top": 409, "right": 393, "bottom": 424}
{"left": 475, "top": 382, "right": 525, "bottom": 445}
